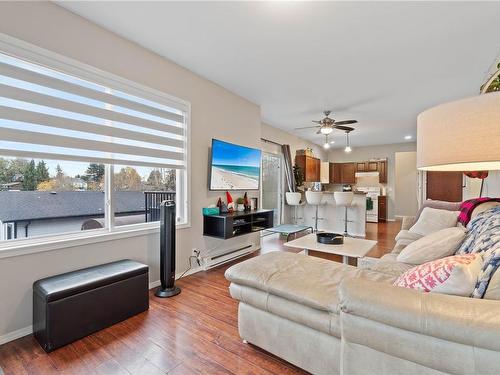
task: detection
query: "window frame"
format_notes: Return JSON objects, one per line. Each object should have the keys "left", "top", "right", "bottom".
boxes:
{"left": 0, "top": 33, "right": 191, "bottom": 257}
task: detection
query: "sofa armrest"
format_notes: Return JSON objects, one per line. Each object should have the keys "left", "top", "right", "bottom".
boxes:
{"left": 400, "top": 215, "right": 415, "bottom": 230}
{"left": 339, "top": 278, "right": 500, "bottom": 352}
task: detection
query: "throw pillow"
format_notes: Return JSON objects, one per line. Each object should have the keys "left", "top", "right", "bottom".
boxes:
{"left": 415, "top": 199, "right": 461, "bottom": 222}
{"left": 397, "top": 227, "right": 466, "bottom": 265}
{"left": 409, "top": 207, "right": 459, "bottom": 236}
{"left": 472, "top": 247, "right": 500, "bottom": 298}
{"left": 393, "top": 254, "right": 482, "bottom": 296}
{"left": 456, "top": 206, "right": 500, "bottom": 255}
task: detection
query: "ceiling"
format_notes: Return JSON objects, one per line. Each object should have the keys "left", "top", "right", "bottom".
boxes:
{"left": 58, "top": 1, "right": 500, "bottom": 149}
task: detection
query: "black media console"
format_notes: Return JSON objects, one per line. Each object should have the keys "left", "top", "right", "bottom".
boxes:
{"left": 203, "top": 209, "right": 274, "bottom": 239}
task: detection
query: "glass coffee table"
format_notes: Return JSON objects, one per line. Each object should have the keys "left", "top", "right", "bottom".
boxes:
{"left": 284, "top": 233, "right": 377, "bottom": 264}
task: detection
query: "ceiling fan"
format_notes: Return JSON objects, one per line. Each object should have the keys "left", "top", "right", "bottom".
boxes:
{"left": 295, "top": 110, "right": 357, "bottom": 135}
{"left": 295, "top": 111, "right": 357, "bottom": 151}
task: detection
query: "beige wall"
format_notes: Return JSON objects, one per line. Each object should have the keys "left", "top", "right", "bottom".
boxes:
{"left": 395, "top": 151, "right": 418, "bottom": 216}
{"left": 328, "top": 142, "right": 417, "bottom": 220}
{"left": 0, "top": 1, "right": 262, "bottom": 340}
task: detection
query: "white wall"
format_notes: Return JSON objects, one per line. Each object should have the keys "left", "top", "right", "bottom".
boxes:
{"left": 328, "top": 142, "right": 417, "bottom": 220}
{"left": 395, "top": 151, "right": 418, "bottom": 216}
{"left": 0, "top": 2, "right": 262, "bottom": 340}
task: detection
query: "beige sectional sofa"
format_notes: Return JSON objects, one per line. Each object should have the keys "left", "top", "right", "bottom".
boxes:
{"left": 225, "top": 208, "right": 500, "bottom": 375}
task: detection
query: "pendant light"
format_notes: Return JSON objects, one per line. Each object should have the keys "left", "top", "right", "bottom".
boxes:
{"left": 344, "top": 131, "right": 352, "bottom": 153}
{"left": 323, "top": 134, "right": 331, "bottom": 149}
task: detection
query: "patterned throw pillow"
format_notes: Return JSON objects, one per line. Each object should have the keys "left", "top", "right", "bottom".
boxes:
{"left": 393, "top": 254, "right": 482, "bottom": 297}
{"left": 457, "top": 206, "right": 500, "bottom": 255}
{"left": 471, "top": 247, "right": 500, "bottom": 298}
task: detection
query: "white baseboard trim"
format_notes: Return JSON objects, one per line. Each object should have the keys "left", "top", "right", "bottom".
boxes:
{"left": 0, "top": 325, "right": 33, "bottom": 346}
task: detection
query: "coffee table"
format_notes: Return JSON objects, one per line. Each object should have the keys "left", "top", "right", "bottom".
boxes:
{"left": 284, "top": 233, "right": 377, "bottom": 265}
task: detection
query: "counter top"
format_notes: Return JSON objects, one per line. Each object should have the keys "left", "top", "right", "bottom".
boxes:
{"left": 321, "top": 191, "right": 367, "bottom": 195}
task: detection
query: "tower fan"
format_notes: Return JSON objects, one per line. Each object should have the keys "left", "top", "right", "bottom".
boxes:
{"left": 155, "top": 200, "right": 181, "bottom": 298}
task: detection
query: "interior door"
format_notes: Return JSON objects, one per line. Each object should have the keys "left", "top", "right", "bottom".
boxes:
{"left": 426, "top": 171, "right": 463, "bottom": 202}
{"left": 262, "top": 152, "right": 282, "bottom": 225}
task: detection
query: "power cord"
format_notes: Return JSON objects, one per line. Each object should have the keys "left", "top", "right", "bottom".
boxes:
{"left": 178, "top": 250, "right": 201, "bottom": 279}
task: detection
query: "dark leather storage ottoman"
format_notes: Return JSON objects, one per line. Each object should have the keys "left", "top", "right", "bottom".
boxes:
{"left": 33, "top": 259, "right": 149, "bottom": 352}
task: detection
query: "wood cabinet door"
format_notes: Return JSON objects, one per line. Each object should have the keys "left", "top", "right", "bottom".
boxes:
{"left": 378, "top": 196, "right": 387, "bottom": 222}
{"left": 356, "top": 162, "right": 366, "bottom": 172}
{"left": 330, "top": 163, "right": 342, "bottom": 183}
{"left": 378, "top": 161, "right": 387, "bottom": 183}
{"left": 314, "top": 158, "right": 321, "bottom": 182}
{"left": 426, "top": 171, "right": 463, "bottom": 202}
{"left": 341, "top": 163, "right": 356, "bottom": 184}
{"left": 367, "top": 161, "right": 378, "bottom": 172}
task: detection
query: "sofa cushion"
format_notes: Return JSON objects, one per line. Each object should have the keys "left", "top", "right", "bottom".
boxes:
{"left": 409, "top": 207, "right": 459, "bottom": 236}
{"left": 415, "top": 199, "right": 461, "bottom": 221}
{"left": 396, "top": 227, "right": 466, "bottom": 265}
{"left": 369, "top": 253, "right": 414, "bottom": 277}
{"left": 394, "top": 254, "right": 482, "bottom": 296}
{"left": 225, "top": 251, "right": 395, "bottom": 314}
{"left": 229, "top": 283, "right": 341, "bottom": 337}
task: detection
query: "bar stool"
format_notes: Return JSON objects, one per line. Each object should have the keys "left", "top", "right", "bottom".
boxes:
{"left": 285, "top": 192, "right": 303, "bottom": 224}
{"left": 334, "top": 192, "right": 354, "bottom": 236}
{"left": 305, "top": 191, "right": 324, "bottom": 232}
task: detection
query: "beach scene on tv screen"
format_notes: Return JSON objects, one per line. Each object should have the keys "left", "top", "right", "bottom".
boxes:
{"left": 210, "top": 140, "right": 261, "bottom": 190}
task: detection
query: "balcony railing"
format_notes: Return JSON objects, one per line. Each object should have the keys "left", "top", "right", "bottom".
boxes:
{"left": 144, "top": 191, "right": 176, "bottom": 222}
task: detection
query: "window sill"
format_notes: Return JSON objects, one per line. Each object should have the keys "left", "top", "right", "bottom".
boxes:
{"left": 0, "top": 223, "right": 180, "bottom": 260}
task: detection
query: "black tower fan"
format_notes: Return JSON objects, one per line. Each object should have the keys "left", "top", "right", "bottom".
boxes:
{"left": 155, "top": 200, "right": 181, "bottom": 298}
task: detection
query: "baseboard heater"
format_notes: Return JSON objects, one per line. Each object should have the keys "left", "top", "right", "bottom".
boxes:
{"left": 204, "top": 244, "right": 257, "bottom": 270}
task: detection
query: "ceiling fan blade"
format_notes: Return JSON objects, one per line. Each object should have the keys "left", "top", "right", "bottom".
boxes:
{"left": 294, "top": 125, "right": 320, "bottom": 130}
{"left": 316, "top": 129, "right": 323, "bottom": 134}
{"left": 334, "top": 120, "right": 357, "bottom": 125}
{"left": 312, "top": 120, "right": 322, "bottom": 124}
{"left": 334, "top": 125, "right": 355, "bottom": 132}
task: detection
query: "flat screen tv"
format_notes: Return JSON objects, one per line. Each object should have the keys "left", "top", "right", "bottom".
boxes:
{"left": 209, "top": 139, "right": 262, "bottom": 191}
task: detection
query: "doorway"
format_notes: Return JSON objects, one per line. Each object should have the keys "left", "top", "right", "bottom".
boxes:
{"left": 261, "top": 152, "right": 282, "bottom": 225}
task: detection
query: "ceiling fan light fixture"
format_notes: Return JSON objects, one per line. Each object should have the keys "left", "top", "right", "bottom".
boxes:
{"left": 320, "top": 126, "right": 333, "bottom": 135}
{"left": 323, "top": 135, "right": 331, "bottom": 149}
{"left": 344, "top": 131, "right": 352, "bottom": 153}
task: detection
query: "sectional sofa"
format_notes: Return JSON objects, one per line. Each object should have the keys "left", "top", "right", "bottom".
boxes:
{"left": 225, "top": 201, "right": 500, "bottom": 375}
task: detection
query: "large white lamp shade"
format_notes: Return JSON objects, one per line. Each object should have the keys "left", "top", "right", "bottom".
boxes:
{"left": 417, "top": 92, "right": 500, "bottom": 171}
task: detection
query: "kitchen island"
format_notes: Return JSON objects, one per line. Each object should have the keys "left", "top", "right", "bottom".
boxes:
{"left": 295, "top": 191, "right": 367, "bottom": 237}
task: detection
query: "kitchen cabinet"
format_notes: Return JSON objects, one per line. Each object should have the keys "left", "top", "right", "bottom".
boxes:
{"left": 378, "top": 196, "right": 387, "bottom": 222}
{"left": 341, "top": 163, "right": 356, "bottom": 184}
{"left": 378, "top": 160, "right": 387, "bottom": 183}
{"left": 295, "top": 155, "right": 321, "bottom": 182}
{"left": 368, "top": 161, "right": 379, "bottom": 172}
{"left": 329, "top": 162, "right": 356, "bottom": 184}
{"left": 354, "top": 159, "right": 387, "bottom": 183}
{"left": 356, "top": 162, "right": 367, "bottom": 172}
{"left": 330, "top": 163, "right": 342, "bottom": 184}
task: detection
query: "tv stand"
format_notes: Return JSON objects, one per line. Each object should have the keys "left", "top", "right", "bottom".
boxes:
{"left": 203, "top": 209, "right": 274, "bottom": 239}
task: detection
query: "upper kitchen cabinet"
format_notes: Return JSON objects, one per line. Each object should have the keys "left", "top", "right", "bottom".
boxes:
{"left": 355, "top": 159, "right": 388, "bottom": 183}
{"left": 329, "top": 162, "right": 356, "bottom": 184}
{"left": 296, "top": 155, "right": 321, "bottom": 182}
{"left": 378, "top": 160, "right": 387, "bottom": 183}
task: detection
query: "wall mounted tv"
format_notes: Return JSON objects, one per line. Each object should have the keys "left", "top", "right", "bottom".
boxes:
{"left": 209, "top": 139, "right": 262, "bottom": 191}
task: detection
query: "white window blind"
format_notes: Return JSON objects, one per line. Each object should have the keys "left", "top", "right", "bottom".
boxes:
{"left": 0, "top": 52, "right": 187, "bottom": 169}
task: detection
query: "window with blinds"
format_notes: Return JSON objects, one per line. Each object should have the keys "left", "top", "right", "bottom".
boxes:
{"left": 0, "top": 44, "right": 190, "bottom": 245}
{"left": 0, "top": 52, "right": 187, "bottom": 169}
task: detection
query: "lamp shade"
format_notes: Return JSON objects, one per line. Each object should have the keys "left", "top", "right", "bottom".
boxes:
{"left": 417, "top": 92, "right": 500, "bottom": 171}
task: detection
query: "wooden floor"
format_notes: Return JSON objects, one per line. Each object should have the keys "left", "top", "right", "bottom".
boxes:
{"left": 0, "top": 221, "right": 400, "bottom": 375}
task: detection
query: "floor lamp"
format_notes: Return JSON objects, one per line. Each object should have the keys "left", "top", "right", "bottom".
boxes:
{"left": 417, "top": 92, "right": 500, "bottom": 173}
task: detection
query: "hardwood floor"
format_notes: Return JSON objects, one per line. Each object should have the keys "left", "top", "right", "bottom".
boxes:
{"left": 0, "top": 221, "right": 400, "bottom": 375}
